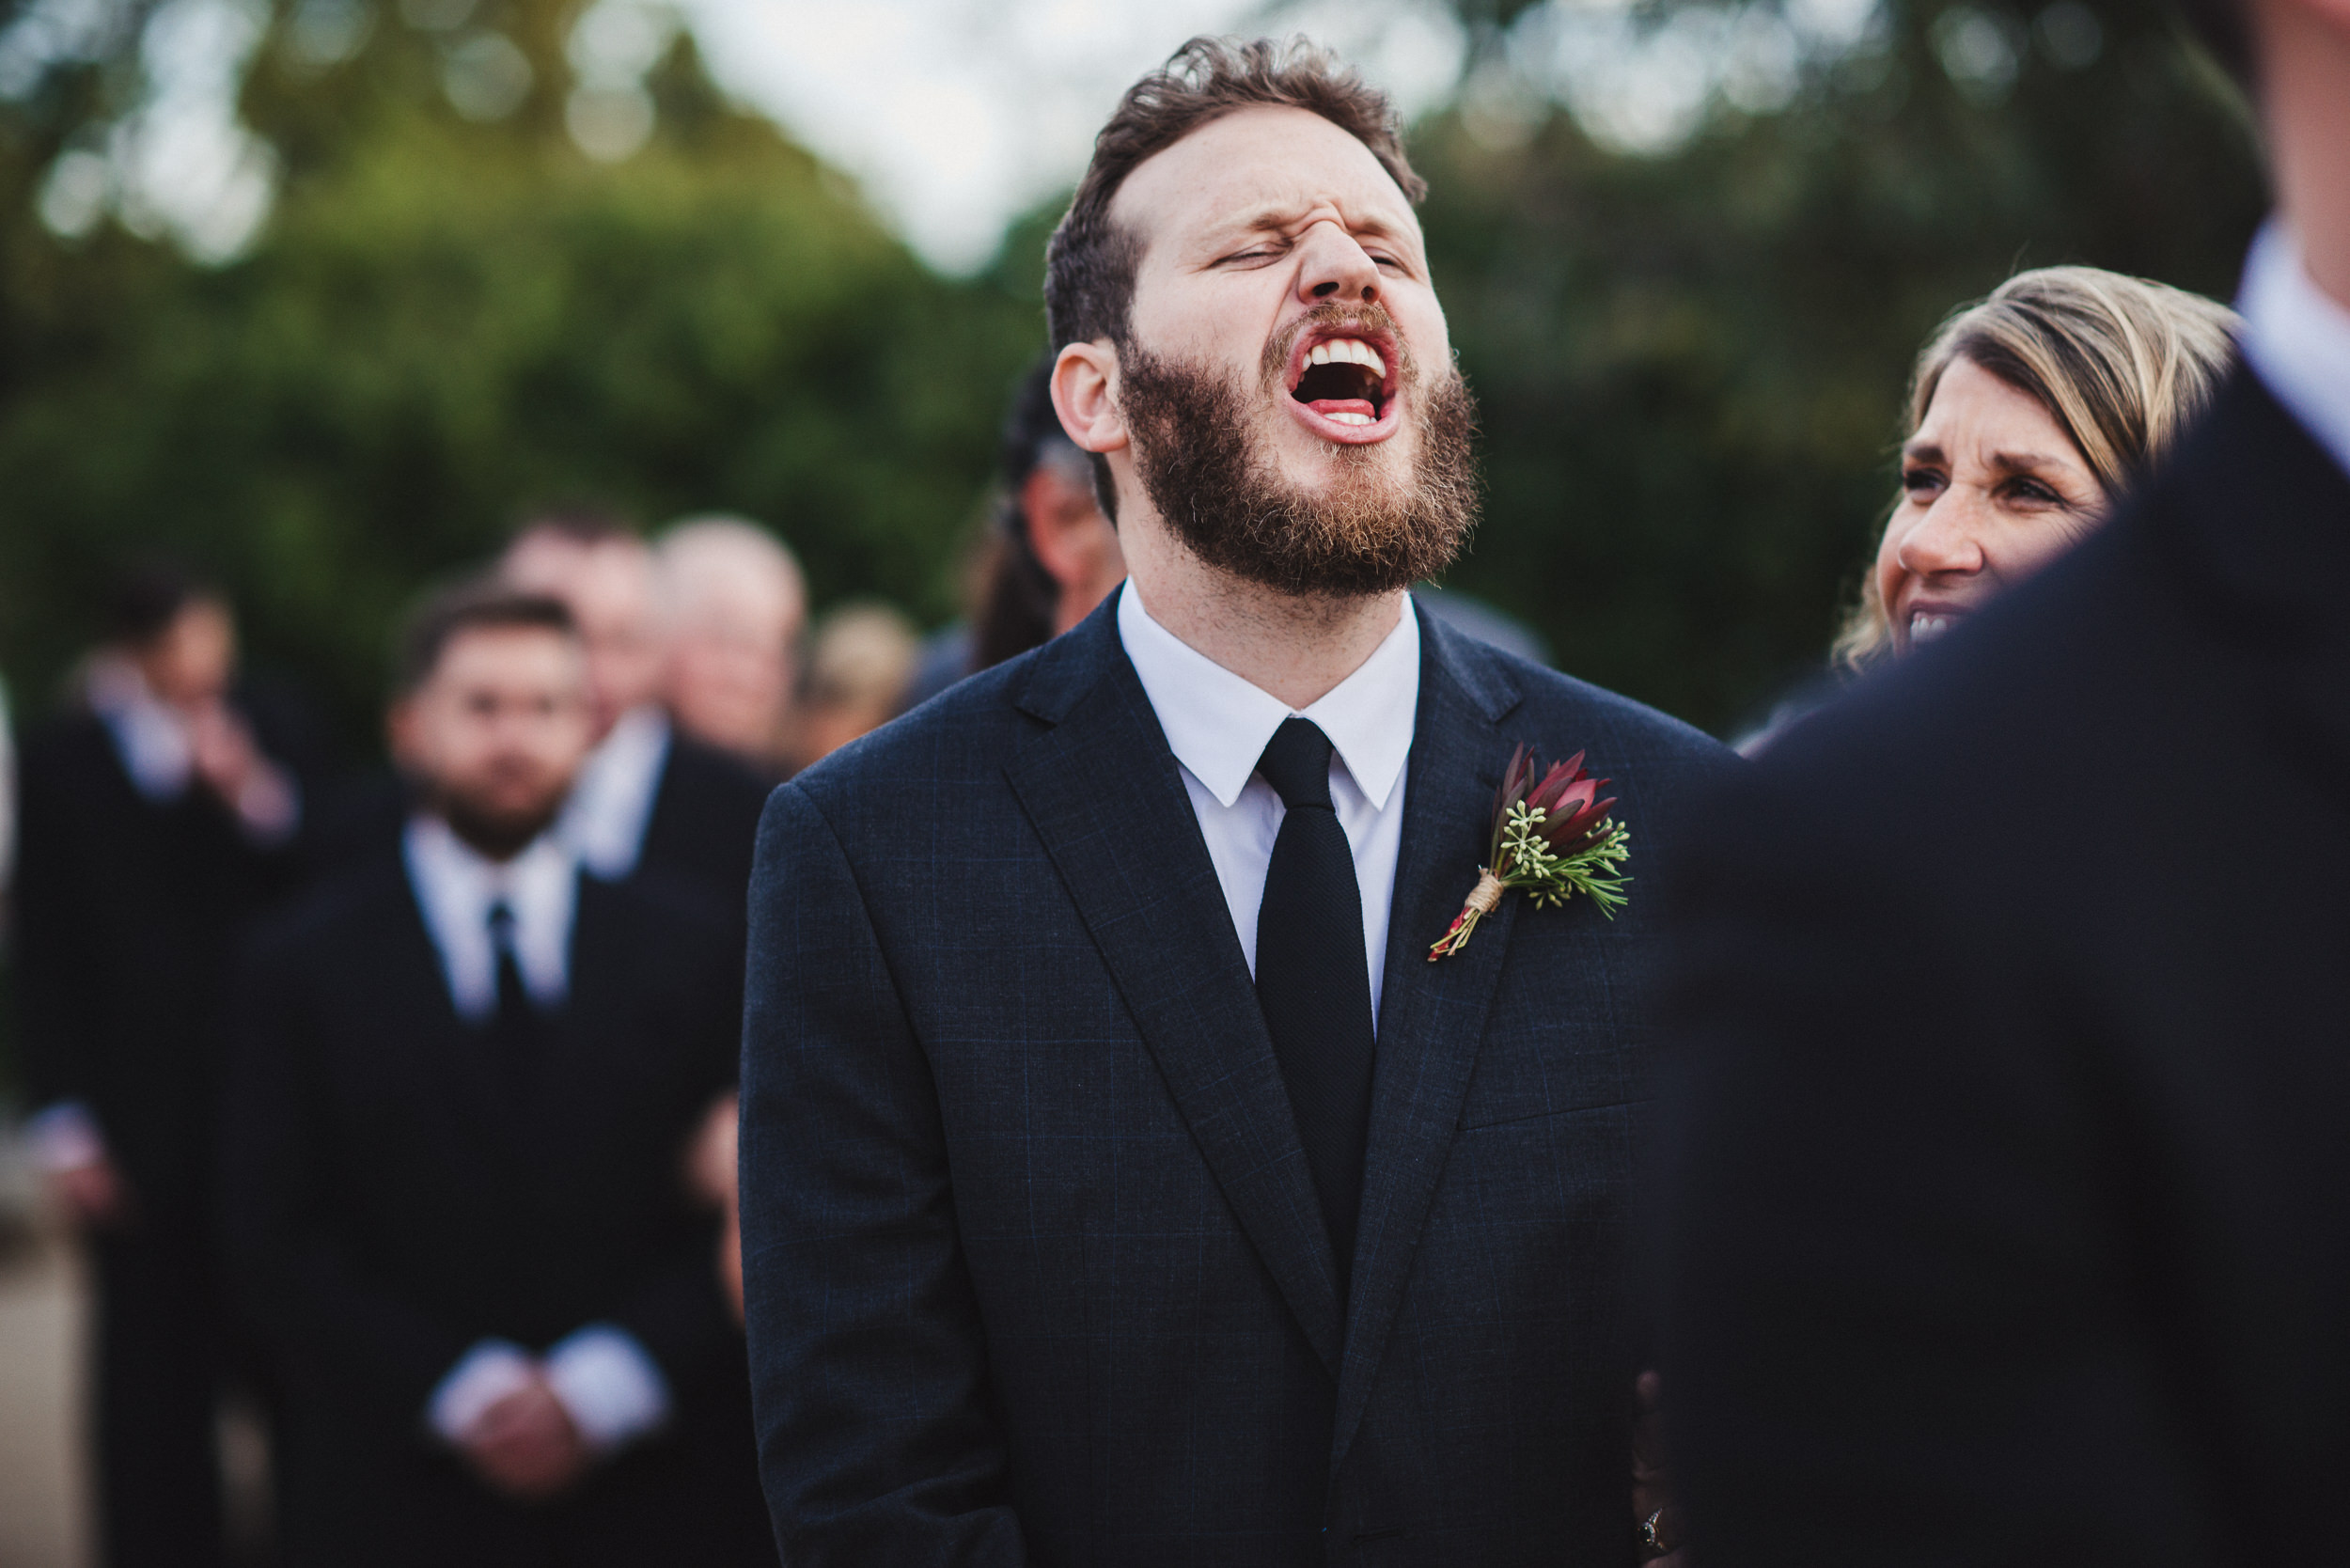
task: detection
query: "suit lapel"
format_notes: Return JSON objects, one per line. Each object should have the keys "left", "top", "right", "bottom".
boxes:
{"left": 1003, "top": 601, "right": 1345, "bottom": 1375}
{"left": 1332, "top": 609, "right": 1527, "bottom": 1466}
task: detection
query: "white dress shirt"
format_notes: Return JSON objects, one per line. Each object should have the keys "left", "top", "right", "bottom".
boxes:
{"left": 2240, "top": 219, "right": 2350, "bottom": 482}
{"left": 402, "top": 816, "right": 574, "bottom": 1023}
{"left": 402, "top": 815, "right": 672, "bottom": 1451}
{"left": 557, "top": 703, "right": 671, "bottom": 880}
{"left": 1117, "top": 582, "right": 1419, "bottom": 1027}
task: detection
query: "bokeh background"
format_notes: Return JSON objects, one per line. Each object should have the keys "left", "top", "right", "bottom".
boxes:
{"left": 0, "top": 0, "right": 2265, "bottom": 749}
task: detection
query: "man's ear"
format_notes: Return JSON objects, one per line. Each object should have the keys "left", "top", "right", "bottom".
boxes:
{"left": 1050, "top": 341, "right": 1127, "bottom": 456}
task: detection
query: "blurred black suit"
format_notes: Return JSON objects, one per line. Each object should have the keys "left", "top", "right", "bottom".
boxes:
{"left": 11, "top": 693, "right": 311, "bottom": 1568}
{"left": 1661, "top": 370, "right": 2350, "bottom": 1565}
{"left": 222, "top": 854, "right": 774, "bottom": 1567}
{"left": 639, "top": 730, "right": 770, "bottom": 925}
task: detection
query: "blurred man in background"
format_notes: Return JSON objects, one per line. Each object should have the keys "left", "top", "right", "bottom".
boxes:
{"left": 499, "top": 514, "right": 770, "bottom": 918}
{"left": 655, "top": 515, "right": 807, "bottom": 783}
{"left": 221, "top": 588, "right": 772, "bottom": 1566}
{"left": 1661, "top": 1, "right": 2350, "bottom": 1562}
{"left": 11, "top": 562, "right": 313, "bottom": 1568}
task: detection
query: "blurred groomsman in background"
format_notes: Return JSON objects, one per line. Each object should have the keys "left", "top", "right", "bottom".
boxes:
{"left": 1662, "top": 2, "right": 2350, "bottom": 1564}
{"left": 654, "top": 515, "right": 807, "bottom": 784}
{"left": 221, "top": 588, "right": 773, "bottom": 1566}
{"left": 500, "top": 514, "right": 771, "bottom": 920}
{"left": 11, "top": 562, "right": 314, "bottom": 1568}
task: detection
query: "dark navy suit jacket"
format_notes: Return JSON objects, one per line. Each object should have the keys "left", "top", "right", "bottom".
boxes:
{"left": 742, "top": 590, "right": 1734, "bottom": 1567}
{"left": 1661, "top": 371, "right": 2350, "bottom": 1567}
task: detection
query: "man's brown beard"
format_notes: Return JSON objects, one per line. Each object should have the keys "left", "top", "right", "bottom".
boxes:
{"left": 427, "top": 783, "right": 564, "bottom": 862}
{"left": 1116, "top": 316, "right": 1480, "bottom": 599}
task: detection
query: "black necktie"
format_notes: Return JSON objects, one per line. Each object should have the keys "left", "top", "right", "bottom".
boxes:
{"left": 486, "top": 900, "right": 537, "bottom": 1105}
{"left": 1253, "top": 716, "right": 1376, "bottom": 1291}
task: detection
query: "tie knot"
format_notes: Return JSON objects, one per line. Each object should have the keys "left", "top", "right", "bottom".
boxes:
{"left": 1256, "top": 716, "right": 1335, "bottom": 810}
{"left": 487, "top": 901, "right": 517, "bottom": 943}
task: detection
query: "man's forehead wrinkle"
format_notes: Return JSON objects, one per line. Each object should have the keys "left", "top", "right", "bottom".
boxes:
{"left": 1113, "top": 105, "right": 1420, "bottom": 260}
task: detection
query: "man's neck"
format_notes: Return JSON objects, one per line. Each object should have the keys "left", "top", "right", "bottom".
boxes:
{"left": 2262, "top": 0, "right": 2350, "bottom": 311}
{"left": 1120, "top": 507, "right": 1406, "bottom": 711}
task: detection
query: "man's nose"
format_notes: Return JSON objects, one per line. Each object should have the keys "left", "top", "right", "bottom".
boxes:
{"left": 1897, "top": 494, "right": 1987, "bottom": 577}
{"left": 1295, "top": 221, "right": 1380, "bottom": 308}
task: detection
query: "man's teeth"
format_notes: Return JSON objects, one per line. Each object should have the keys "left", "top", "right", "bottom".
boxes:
{"left": 1910, "top": 612, "right": 1952, "bottom": 642}
{"left": 1327, "top": 411, "right": 1373, "bottom": 426}
{"left": 1306, "top": 337, "right": 1387, "bottom": 378}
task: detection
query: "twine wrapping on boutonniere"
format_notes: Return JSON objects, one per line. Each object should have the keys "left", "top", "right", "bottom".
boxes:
{"left": 1427, "top": 745, "right": 1632, "bottom": 961}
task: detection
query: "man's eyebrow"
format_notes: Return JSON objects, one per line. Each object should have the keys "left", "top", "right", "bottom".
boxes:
{"left": 1901, "top": 440, "right": 1946, "bottom": 464}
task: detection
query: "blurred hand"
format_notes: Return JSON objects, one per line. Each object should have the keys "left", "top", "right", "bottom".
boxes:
{"left": 48, "top": 1155, "right": 132, "bottom": 1230}
{"left": 457, "top": 1375, "right": 589, "bottom": 1500}
{"left": 683, "top": 1092, "right": 746, "bottom": 1324}
{"left": 718, "top": 1197, "right": 744, "bottom": 1326}
{"left": 186, "top": 700, "right": 296, "bottom": 834}
{"left": 1633, "top": 1370, "right": 1684, "bottom": 1563}
{"left": 186, "top": 700, "right": 262, "bottom": 797}
{"left": 683, "top": 1092, "right": 739, "bottom": 1210}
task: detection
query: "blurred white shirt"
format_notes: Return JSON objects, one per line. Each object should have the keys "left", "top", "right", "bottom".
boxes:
{"left": 558, "top": 703, "right": 669, "bottom": 880}
{"left": 1117, "top": 582, "right": 1418, "bottom": 1028}
{"left": 2240, "top": 219, "right": 2350, "bottom": 480}
{"left": 401, "top": 816, "right": 574, "bottom": 1022}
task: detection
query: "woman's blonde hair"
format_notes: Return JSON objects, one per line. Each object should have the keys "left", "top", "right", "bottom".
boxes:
{"left": 1832, "top": 266, "right": 2241, "bottom": 672}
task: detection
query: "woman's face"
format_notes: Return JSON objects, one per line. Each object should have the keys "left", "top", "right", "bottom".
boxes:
{"left": 1877, "top": 356, "right": 2107, "bottom": 655}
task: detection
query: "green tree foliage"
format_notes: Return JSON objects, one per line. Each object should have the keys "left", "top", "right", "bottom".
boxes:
{"left": 0, "top": 0, "right": 1040, "bottom": 745}
{"left": 1417, "top": 0, "right": 2264, "bottom": 729}
{"left": 0, "top": 0, "right": 2270, "bottom": 745}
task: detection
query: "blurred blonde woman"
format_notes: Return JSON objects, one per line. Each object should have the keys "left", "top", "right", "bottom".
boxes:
{"left": 1837, "top": 266, "right": 2240, "bottom": 671}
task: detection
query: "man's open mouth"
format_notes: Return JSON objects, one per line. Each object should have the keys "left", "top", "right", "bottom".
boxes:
{"left": 1287, "top": 331, "right": 1397, "bottom": 431}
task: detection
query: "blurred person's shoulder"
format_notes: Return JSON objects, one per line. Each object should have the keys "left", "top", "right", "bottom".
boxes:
{"left": 241, "top": 845, "right": 412, "bottom": 978}
{"left": 17, "top": 703, "right": 113, "bottom": 781}
{"left": 664, "top": 729, "right": 772, "bottom": 808}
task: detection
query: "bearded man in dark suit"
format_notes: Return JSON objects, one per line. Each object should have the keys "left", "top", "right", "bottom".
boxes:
{"left": 739, "top": 38, "right": 1734, "bottom": 1568}
{"left": 1658, "top": 3, "right": 2350, "bottom": 1563}
{"left": 222, "top": 588, "right": 773, "bottom": 1566}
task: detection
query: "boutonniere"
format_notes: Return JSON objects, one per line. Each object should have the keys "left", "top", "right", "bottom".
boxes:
{"left": 1427, "top": 745, "right": 1632, "bottom": 961}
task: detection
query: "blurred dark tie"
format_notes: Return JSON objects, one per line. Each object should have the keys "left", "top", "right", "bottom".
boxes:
{"left": 486, "top": 899, "right": 537, "bottom": 1105}
{"left": 1253, "top": 716, "right": 1376, "bottom": 1294}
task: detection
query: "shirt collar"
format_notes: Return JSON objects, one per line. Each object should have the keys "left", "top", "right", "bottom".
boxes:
{"left": 401, "top": 814, "right": 577, "bottom": 1015}
{"left": 85, "top": 655, "right": 194, "bottom": 802}
{"left": 1117, "top": 581, "right": 1419, "bottom": 810}
{"left": 2239, "top": 218, "right": 2350, "bottom": 482}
